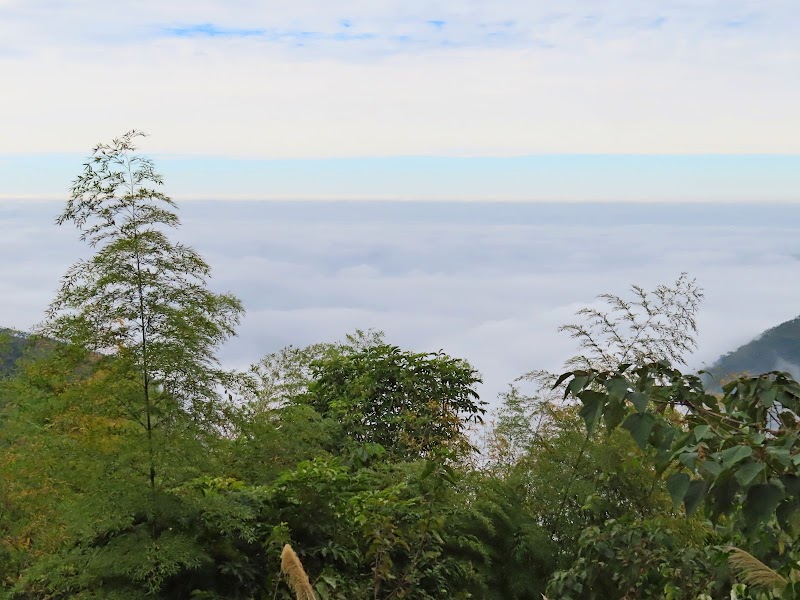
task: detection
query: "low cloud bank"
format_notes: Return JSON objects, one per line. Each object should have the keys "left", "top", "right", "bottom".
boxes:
{"left": 3, "top": 200, "right": 800, "bottom": 405}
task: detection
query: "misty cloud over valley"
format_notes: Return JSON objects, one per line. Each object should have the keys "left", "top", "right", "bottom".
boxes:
{"left": 4, "top": 200, "right": 800, "bottom": 404}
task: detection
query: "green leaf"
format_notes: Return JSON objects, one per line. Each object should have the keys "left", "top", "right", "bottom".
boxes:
{"left": 650, "top": 422, "right": 677, "bottom": 453}
{"left": 776, "top": 500, "right": 800, "bottom": 534}
{"left": 578, "top": 390, "right": 605, "bottom": 436}
{"left": 744, "top": 483, "right": 783, "bottom": 525}
{"left": 780, "top": 411, "right": 798, "bottom": 430}
{"left": 684, "top": 479, "right": 707, "bottom": 515}
{"left": 708, "top": 472, "right": 738, "bottom": 517}
{"left": 718, "top": 445, "right": 752, "bottom": 469}
{"left": 782, "top": 475, "right": 800, "bottom": 498}
{"left": 678, "top": 452, "right": 698, "bottom": 469}
{"left": 604, "top": 376, "right": 629, "bottom": 401}
{"left": 627, "top": 391, "right": 649, "bottom": 413}
{"left": 699, "top": 459, "right": 722, "bottom": 477}
{"left": 672, "top": 431, "right": 692, "bottom": 454}
{"left": 666, "top": 473, "right": 690, "bottom": 509}
{"left": 552, "top": 371, "right": 573, "bottom": 390}
{"left": 784, "top": 582, "right": 800, "bottom": 600}
{"left": 568, "top": 373, "right": 590, "bottom": 396}
{"left": 734, "top": 461, "right": 765, "bottom": 487}
{"left": 315, "top": 581, "right": 330, "bottom": 600}
{"left": 693, "top": 425, "right": 710, "bottom": 442}
{"left": 767, "top": 446, "right": 792, "bottom": 466}
{"left": 603, "top": 398, "right": 627, "bottom": 432}
{"left": 759, "top": 385, "right": 778, "bottom": 408}
{"left": 622, "top": 413, "right": 657, "bottom": 449}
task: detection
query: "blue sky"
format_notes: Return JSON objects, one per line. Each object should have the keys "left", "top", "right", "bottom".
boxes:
{"left": 3, "top": 154, "right": 800, "bottom": 201}
{"left": 1, "top": 1, "right": 799, "bottom": 199}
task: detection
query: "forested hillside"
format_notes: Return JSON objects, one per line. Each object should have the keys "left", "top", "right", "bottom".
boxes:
{"left": 3, "top": 134, "right": 800, "bottom": 599}
{"left": 0, "top": 330, "right": 31, "bottom": 377}
{"left": 705, "top": 316, "right": 800, "bottom": 385}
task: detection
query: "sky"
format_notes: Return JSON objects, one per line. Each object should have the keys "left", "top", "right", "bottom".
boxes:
{"left": 1, "top": 0, "right": 800, "bottom": 199}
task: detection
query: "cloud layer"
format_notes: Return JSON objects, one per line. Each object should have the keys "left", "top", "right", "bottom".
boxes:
{"left": 4, "top": 199, "right": 800, "bottom": 405}
{"left": 2, "top": 1, "right": 799, "bottom": 156}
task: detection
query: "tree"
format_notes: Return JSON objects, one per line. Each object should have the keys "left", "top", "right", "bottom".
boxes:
{"left": 228, "top": 330, "right": 386, "bottom": 484}
{"left": 470, "top": 399, "right": 701, "bottom": 599}
{"left": 0, "top": 329, "right": 30, "bottom": 378}
{"left": 559, "top": 272, "right": 703, "bottom": 372}
{"left": 299, "top": 343, "right": 485, "bottom": 461}
{"left": 45, "top": 130, "right": 244, "bottom": 490}
{"left": 4, "top": 132, "right": 248, "bottom": 597}
{"left": 242, "top": 329, "right": 386, "bottom": 413}
{"left": 491, "top": 273, "right": 704, "bottom": 463}
{"left": 477, "top": 275, "right": 710, "bottom": 596}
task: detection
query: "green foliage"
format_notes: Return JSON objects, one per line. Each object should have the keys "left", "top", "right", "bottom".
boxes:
{"left": 472, "top": 389, "right": 690, "bottom": 598}
{"left": 0, "top": 329, "right": 30, "bottom": 378}
{"left": 1, "top": 132, "right": 247, "bottom": 598}
{"left": 46, "top": 130, "right": 243, "bottom": 426}
{"left": 243, "top": 329, "right": 386, "bottom": 410}
{"left": 561, "top": 365, "right": 800, "bottom": 532}
{"left": 200, "top": 454, "right": 473, "bottom": 600}
{"left": 545, "top": 517, "right": 720, "bottom": 599}
{"left": 445, "top": 471, "right": 558, "bottom": 599}
{"left": 0, "top": 344, "right": 243, "bottom": 598}
{"left": 496, "top": 274, "right": 704, "bottom": 462}
{"left": 559, "top": 362, "right": 800, "bottom": 593}
{"left": 300, "top": 343, "right": 485, "bottom": 461}
{"left": 559, "top": 272, "right": 703, "bottom": 371}
{"left": 1, "top": 331, "right": 488, "bottom": 598}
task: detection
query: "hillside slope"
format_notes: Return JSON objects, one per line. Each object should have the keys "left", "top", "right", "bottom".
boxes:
{"left": 704, "top": 316, "right": 800, "bottom": 385}
{"left": 0, "top": 328, "right": 31, "bottom": 376}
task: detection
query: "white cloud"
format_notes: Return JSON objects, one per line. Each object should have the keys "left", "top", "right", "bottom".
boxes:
{"left": 5, "top": 199, "right": 800, "bottom": 406}
{"left": 1, "top": 1, "right": 799, "bottom": 155}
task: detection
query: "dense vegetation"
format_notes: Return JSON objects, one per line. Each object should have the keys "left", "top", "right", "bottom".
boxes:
{"left": 1, "top": 133, "right": 799, "bottom": 599}
{"left": 0, "top": 330, "right": 31, "bottom": 377}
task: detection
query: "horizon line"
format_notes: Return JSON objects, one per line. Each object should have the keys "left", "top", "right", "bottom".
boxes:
{"left": 3, "top": 195, "right": 800, "bottom": 204}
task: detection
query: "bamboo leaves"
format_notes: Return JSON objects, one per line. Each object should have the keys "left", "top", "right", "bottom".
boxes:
{"left": 46, "top": 131, "right": 244, "bottom": 485}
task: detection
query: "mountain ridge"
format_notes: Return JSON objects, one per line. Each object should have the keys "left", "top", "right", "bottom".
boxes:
{"left": 701, "top": 315, "right": 800, "bottom": 387}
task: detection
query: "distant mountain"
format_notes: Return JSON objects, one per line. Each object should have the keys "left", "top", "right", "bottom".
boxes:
{"left": 0, "top": 328, "right": 34, "bottom": 376}
{"left": 703, "top": 316, "right": 800, "bottom": 387}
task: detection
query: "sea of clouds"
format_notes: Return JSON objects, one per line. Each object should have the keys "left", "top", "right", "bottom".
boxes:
{"left": 3, "top": 200, "right": 800, "bottom": 406}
